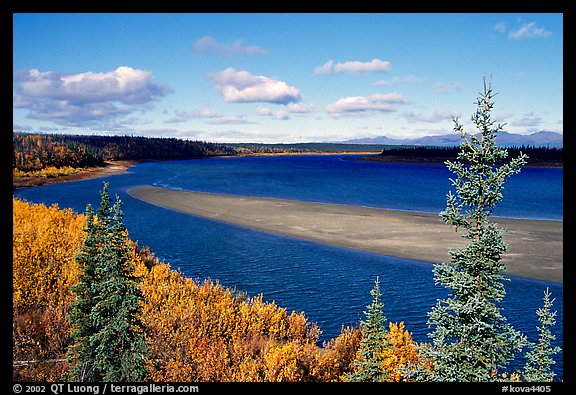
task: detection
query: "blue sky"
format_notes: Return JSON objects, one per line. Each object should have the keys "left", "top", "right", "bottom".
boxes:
{"left": 13, "top": 13, "right": 563, "bottom": 143}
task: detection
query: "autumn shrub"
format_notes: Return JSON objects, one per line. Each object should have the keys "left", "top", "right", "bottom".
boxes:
{"left": 12, "top": 197, "right": 385, "bottom": 382}
{"left": 13, "top": 198, "right": 85, "bottom": 380}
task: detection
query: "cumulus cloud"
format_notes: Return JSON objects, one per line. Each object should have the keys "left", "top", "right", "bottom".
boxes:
{"left": 256, "top": 106, "right": 273, "bottom": 116}
{"left": 314, "top": 59, "right": 392, "bottom": 75}
{"left": 256, "top": 106, "right": 293, "bottom": 120}
{"left": 209, "top": 68, "right": 301, "bottom": 104}
{"left": 13, "top": 66, "right": 171, "bottom": 125}
{"left": 326, "top": 92, "right": 409, "bottom": 115}
{"left": 193, "top": 35, "right": 268, "bottom": 57}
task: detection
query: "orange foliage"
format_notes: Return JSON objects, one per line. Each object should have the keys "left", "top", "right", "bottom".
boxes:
{"left": 13, "top": 198, "right": 86, "bottom": 381}
{"left": 139, "top": 262, "right": 325, "bottom": 381}
{"left": 13, "top": 198, "right": 422, "bottom": 382}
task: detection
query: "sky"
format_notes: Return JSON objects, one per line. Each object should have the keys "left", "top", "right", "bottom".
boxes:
{"left": 12, "top": 13, "right": 563, "bottom": 143}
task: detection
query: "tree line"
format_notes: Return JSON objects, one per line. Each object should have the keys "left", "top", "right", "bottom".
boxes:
{"left": 375, "top": 145, "right": 562, "bottom": 166}
{"left": 13, "top": 133, "right": 238, "bottom": 174}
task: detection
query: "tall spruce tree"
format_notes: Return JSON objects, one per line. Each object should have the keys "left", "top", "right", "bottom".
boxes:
{"left": 346, "top": 277, "right": 390, "bottom": 382}
{"left": 522, "top": 288, "right": 561, "bottom": 382}
{"left": 67, "top": 203, "right": 101, "bottom": 381}
{"left": 67, "top": 182, "right": 149, "bottom": 381}
{"left": 408, "top": 78, "right": 529, "bottom": 381}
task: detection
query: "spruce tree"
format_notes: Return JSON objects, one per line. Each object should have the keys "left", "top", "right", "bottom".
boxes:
{"left": 522, "top": 288, "right": 561, "bottom": 382}
{"left": 408, "top": 78, "right": 529, "bottom": 381}
{"left": 346, "top": 277, "right": 390, "bottom": 382}
{"left": 67, "top": 204, "right": 101, "bottom": 381}
{"left": 68, "top": 182, "right": 149, "bottom": 381}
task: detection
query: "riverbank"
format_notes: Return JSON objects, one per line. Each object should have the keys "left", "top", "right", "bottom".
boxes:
{"left": 361, "top": 154, "right": 563, "bottom": 167}
{"left": 12, "top": 160, "right": 138, "bottom": 189}
{"left": 129, "top": 185, "right": 563, "bottom": 284}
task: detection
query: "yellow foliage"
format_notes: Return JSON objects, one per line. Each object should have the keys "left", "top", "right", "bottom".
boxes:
{"left": 13, "top": 198, "right": 85, "bottom": 311}
{"left": 139, "top": 262, "right": 323, "bottom": 381}
{"left": 380, "top": 322, "right": 421, "bottom": 381}
{"left": 13, "top": 198, "right": 86, "bottom": 381}
{"left": 13, "top": 166, "right": 79, "bottom": 178}
{"left": 13, "top": 198, "right": 424, "bottom": 382}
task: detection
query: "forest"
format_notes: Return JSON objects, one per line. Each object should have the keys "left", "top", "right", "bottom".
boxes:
{"left": 12, "top": 133, "right": 237, "bottom": 176}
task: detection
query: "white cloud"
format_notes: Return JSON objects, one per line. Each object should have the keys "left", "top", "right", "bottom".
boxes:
{"left": 286, "top": 103, "right": 316, "bottom": 113}
{"left": 256, "top": 106, "right": 273, "bottom": 116}
{"left": 13, "top": 66, "right": 170, "bottom": 126}
{"left": 326, "top": 92, "right": 409, "bottom": 114}
{"left": 433, "top": 82, "right": 466, "bottom": 94}
{"left": 508, "top": 22, "right": 552, "bottom": 39}
{"left": 402, "top": 109, "right": 461, "bottom": 123}
{"left": 191, "top": 108, "right": 220, "bottom": 119}
{"left": 493, "top": 21, "right": 552, "bottom": 40}
{"left": 209, "top": 68, "right": 301, "bottom": 104}
{"left": 255, "top": 106, "right": 292, "bottom": 120}
{"left": 273, "top": 111, "right": 290, "bottom": 120}
{"left": 205, "top": 114, "right": 254, "bottom": 125}
{"left": 372, "top": 75, "right": 420, "bottom": 86}
{"left": 314, "top": 59, "right": 392, "bottom": 75}
{"left": 494, "top": 112, "right": 513, "bottom": 122}
{"left": 493, "top": 21, "right": 507, "bottom": 33}
{"left": 164, "top": 108, "right": 221, "bottom": 124}
{"left": 511, "top": 115, "right": 543, "bottom": 127}
{"left": 193, "top": 35, "right": 268, "bottom": 57}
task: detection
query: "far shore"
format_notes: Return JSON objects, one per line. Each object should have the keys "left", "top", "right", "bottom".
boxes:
{"left": 129, "top": 185, "right": 563, "bottom": 284}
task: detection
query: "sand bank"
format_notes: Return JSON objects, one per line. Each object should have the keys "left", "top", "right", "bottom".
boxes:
{"left": 129, "top": 186, "right": 563, "bottom": 284}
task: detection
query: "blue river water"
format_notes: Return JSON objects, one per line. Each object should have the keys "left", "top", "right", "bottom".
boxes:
{"left": 13, "top": 155, "right": 564, "bottom": 378}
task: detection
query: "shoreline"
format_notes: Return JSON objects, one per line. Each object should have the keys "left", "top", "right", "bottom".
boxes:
{"left": 10, "top": 153, "right": 375, "bottom": 189}
{"left": 11, "top": 151, "right": 561, "bottom": 190}
{"left": 129, "top": 185, "right": 563, "bottom": 284}
{"left": 12, "top": 160, "right": 139, "bottom": 189}
{"left": 360, "top": 154, "right": 563, "bottom": 168}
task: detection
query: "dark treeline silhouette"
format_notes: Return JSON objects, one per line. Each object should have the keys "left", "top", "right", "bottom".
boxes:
{"left": 58, "top": 134, "right": 237, "bottom": 161}
{"left": 371, "top": 145, "right": 562, "bottom": 166}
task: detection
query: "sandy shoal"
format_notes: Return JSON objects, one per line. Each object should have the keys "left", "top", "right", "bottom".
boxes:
{"left": 129, "top": 185, "right": 563, "bottom": 284}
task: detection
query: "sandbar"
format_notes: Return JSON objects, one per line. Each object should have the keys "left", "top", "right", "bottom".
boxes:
{"left": 129, "top": 185, "right": 563, "bottom": 284}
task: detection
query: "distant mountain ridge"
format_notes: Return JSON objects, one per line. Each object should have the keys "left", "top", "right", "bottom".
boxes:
{"left": 342, "top": 131, "right": 563, "bottom": 148}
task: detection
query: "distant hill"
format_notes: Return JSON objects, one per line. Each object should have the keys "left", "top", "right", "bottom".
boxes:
{"left": 342, "top": 131, "right": 563, "bottom": 148}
